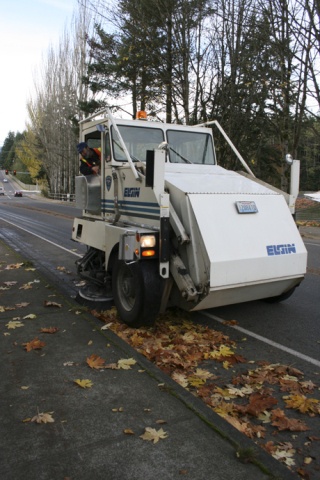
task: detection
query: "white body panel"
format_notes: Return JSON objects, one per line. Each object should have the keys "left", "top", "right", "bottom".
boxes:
{"left": 165, "top": 164, "right": 307, "bottom": 306}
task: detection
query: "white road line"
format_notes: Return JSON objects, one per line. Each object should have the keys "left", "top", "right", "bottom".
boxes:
{"left": 0, "top": 217, "right": 83, "bottom": 257}
{"left": 201, "top": 311, "right": 320, "bottom": 368}
{"left": 304, "top": 242, "right": 320, "bottom": 247}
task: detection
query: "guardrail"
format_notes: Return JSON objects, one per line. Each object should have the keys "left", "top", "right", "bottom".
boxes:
{"left": 46, "top": 193, "right": 75, "bottom": 202}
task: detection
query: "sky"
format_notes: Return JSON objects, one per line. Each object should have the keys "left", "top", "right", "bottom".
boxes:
{"left": 0, "top": 0, "right": 77, "bottom": 146}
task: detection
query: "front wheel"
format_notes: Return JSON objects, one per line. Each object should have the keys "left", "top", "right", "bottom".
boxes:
{"left": 112, "top": 259, "right": 163, "bottom": 327}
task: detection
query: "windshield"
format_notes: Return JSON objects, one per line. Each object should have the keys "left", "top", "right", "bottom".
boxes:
{"left": 112, "top": 125, "right": 164, "bottom": 162}
{"left": 167, "top": 130, "right": 215, "bottom": 165}
{"left": 111, "top": 124, "right": 215, "bottom": 165}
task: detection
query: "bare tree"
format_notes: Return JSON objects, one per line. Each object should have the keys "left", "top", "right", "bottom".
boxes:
{"left": 24, "top": 1, "right": 99, "bottom": 194}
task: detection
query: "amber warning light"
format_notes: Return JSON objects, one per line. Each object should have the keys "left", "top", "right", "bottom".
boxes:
{"left": 136, "top": 110, "right": 147, "bottom": 120}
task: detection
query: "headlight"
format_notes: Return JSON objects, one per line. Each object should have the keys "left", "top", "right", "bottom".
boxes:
{"left": 140, "top": 235, "right": 156, "bottom": 248}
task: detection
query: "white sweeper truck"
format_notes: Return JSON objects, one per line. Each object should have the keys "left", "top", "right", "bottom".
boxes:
{"left": 72, "top": 109, "right": 307, "bottom": 327}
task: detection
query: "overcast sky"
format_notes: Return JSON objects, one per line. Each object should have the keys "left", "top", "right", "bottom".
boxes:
{"left": 0, "top": 0, "right": 77, "bottom": 146}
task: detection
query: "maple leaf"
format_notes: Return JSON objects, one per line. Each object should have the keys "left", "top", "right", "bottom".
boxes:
{"left": 31, "top": 412, "right": 54, "bottom": 424}
{"left": 207, "top": 345, "right": 235, "bottom": 359}
{"left": 40, "top": 327, "right": 59, "bottom": 334}
{"left": 272, "top": 445, "right": 296, "bottom": 466}
{"left": 193, "top": 368, "right": 213, "bottom": 380}
{"left": 6, "top": 320, "right": 24, "bottom": 329}
{"left": 140, "top": 427, "right": 168, "bottom": 443}
{"left": 86, "top": 354, "right": 106, "bottom": 369}
{"left": 271, "top": 408, "right": 310, "bottom": 431}
{"left": 263, "top": 441, "right": 296, "bottom": 466}
{"left": 188, "top": 376, "right": 206, "bottom": 388}
{"left": 117, "top": 358, "right": 136, "bottom": 370}
{"left": 258, "top": 411, "right": 272, "bottom": 424}
{"left": 74, "top": 379, "right": 93, "bottom": 388}
{"left": 237, "top": 392, "right": 277, "bottom": 416}
{"left": 172, "top": 372, "right": 188, "bottom": 388}
{"left": 227, "top": 386, "right": 250, "bottom": 398}
{"left": 300, "top": 380, "right": 316, "bottom": 393}
{"left": 284, "top": 394, "right": 320, "bottom": 415}
{"left": 213, "top": 400, "right": 237, "bottom": 417}
{"left": 24, "top": 338, "right": 46, "bottom": 352}
{"left": 5, "top": 263, "right": 24, "bottom": 270}
{"left": 43, "top": 300, "right": 63, "bottom": 308}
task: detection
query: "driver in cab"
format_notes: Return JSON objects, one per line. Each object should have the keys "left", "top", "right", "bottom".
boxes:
{"left": 77, "top": 142, "right": 101, "bottom": 176}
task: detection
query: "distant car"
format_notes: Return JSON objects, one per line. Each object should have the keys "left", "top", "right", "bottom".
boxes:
{"left": 3, "top": 178, "right": 8, "bottom": 183}
{"left": 14, "top": 191, "right": 23, "bottom": 197}
{"left": 0, "top": 187, "right": 4, "bottom": 195}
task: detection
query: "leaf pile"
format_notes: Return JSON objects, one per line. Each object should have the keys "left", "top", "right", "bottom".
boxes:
{"left": 95, "top": 309, "right": 320, "bottom": 477}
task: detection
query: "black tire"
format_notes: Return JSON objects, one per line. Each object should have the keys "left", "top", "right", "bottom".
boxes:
{"left": 264, "top": 286, "right": 296, "bottom": 304}
{"left": 112, "top": 259, "right": 163, "bottom": 327}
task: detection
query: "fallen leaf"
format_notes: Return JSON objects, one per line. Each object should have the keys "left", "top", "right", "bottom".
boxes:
{"left": 86, "top": 354, "right": 106, "bottom": 369}
{"left": 74, "top": 379, "right": 93, "bottom": 388}
{"left": 208, "top": 345, "right": 235, "bottom": 359}
{"left": 193, "top": 368, "right": 213, "bottom": 380}
{"left": 187, "top": 375, "right": 206, "bottom": 387}
{"left": 123, "top": 428, "right": 135, "bottom": 435}
{"left": 40, "top": 327, "right": 59, "bottom": 334}
{"left": 31, "top": 412, "right": 54, "bottom": 424}
{"left": 24, "top": 338, "right": 46, "bottom": 351}
{"left": 271, "top": 408, "right": 310, "bottom": 431}
{"left": 44, "top": 300, "right": 62, "bottom": 308}
{"left": 140, "top": 427, "right": 168, "bottom": 443}
{"left": 23, "top": 314, "right": 37, "bottom": 320}
{"left": 263, "top": 441, "right": 296, "bottom": 466}
{"left": 236, "top": 392, "right": 277, "bottom": 417}
{"left": 6, "top": 320, "right": 24, "bottom": 329}
{"left": 284, "top": 394, "right": 320, "bottom": 415}
{"left": 117, "top": 358, "right": 136, "bottom": 370}
{"left": 172, "top": 372, "right": 188, "bottom": 388}
{"left": 104, "top": 363, "right": 118, "bottom": 369}
{"left": 19, "top": 283, "right": 33, "bottom": 290}
{"left": 5, "top": 263, "right": 24, "bottom": 270}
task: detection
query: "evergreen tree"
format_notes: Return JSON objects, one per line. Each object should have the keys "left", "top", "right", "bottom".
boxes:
{"left": 0, "top": 132, "right": 16, "bottom": 170}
